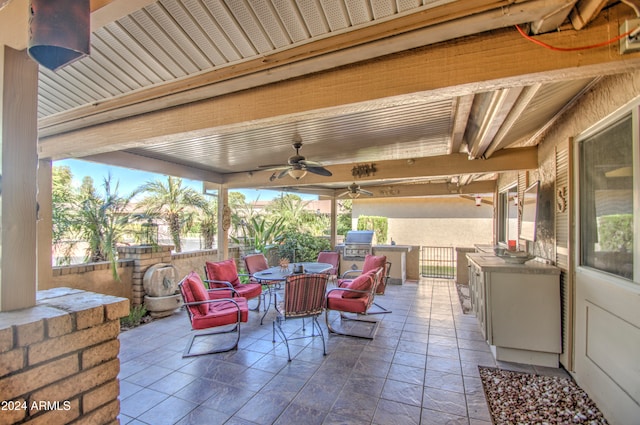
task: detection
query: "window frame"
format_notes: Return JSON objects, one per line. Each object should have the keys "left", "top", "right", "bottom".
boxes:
{"left": 574, "top": 101, "right": 639, "bottom": 284}
{"left": 497, "top": 183, "right": 518, "bottom": 246}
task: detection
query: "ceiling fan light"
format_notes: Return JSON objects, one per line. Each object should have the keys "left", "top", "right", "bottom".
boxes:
{"left": 348, "top": 191, "right": 359, "bottom": 199}
{"left": 288, "top": 168, "right": 307, "bottom": 180}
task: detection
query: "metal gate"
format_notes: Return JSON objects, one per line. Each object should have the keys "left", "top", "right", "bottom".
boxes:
{"left": 420, "top": 246, "right": 455, "bottom": 278}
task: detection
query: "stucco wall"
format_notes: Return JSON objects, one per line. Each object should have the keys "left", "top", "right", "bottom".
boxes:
{"left": 352, "top": 196, "right": 493, "bottom": 247}
{"left": 49, "top": 261, "right": 134, "bottom": 301}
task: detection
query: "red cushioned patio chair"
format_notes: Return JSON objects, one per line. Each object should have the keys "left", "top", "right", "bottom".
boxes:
{"left": 204, "top": 258, "right": 262, "bottom": 311}
{"left": 179, "top": 271, "right": 249, "bottom": 357}
{"left": 317, "top": 250, "right": 340, "bottom": 285}
{"left": 325, "top": 266, "right": 383, "bottom": 339}
{"left": 337, "top": 254, "right": 392, "bottom": 314}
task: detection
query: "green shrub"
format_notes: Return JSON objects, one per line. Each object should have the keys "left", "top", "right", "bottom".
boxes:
{"left": 120, "top": 304, "right": 148, "bottom": 329}
{"left": 357, "top": 215, "right": 388, "bottom": 244}
{"left": 598, "top": 214, "right": 633, "bottom": 252}
{"left": 276, "top": 230, "right": 331, "bottom": 262}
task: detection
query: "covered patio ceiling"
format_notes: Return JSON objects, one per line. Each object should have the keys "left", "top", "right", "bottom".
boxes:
{"left": 28, "top": 0, "right": 640, "bottom": 198}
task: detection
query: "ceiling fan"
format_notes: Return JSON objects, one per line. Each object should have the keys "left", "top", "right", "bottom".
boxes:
{"left": 339, "top": 183, "right": 373, "bottom": 198}
{"left": 261, "top": 142, "right": 332, "bottom": 181}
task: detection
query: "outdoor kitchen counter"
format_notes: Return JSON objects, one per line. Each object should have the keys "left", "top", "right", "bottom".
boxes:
{"left": 373, "top": 245, "right": 419, "bottom": 284}
{"left": 466, "top": 253, "right": 561, "bottom": 367}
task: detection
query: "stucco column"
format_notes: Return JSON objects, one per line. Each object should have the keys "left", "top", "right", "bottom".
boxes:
{"left": 330, "top": 197, "right": 337, "bottom": 248}
{"left": 0, "top": 45, "right": 39, "bottom": 311}
{"left": 37, "top": 159, "right": 54, "bottom": 289}
{"left": 217, "top": 186, "right": 229, "bottom": 260}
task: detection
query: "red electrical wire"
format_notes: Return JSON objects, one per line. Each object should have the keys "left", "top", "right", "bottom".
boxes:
{"left": 515, "top": 24, "right": 638, "bottom": 52}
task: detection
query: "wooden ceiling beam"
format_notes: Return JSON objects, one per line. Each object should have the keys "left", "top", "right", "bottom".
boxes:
{"left": 332, "top": 180, "right": 497, "bottom": 199}
{"left": 82, "top": 151, "right": 224, "bottom": 184}
{"left": 221, "top": 147, "right": 538, "bottom": 189}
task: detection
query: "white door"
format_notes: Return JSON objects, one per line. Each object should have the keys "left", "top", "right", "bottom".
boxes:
{"left": 574, "top": 107, "right": 640, "bottom": 425}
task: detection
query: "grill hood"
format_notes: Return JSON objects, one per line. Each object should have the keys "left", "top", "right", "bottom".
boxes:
{"left": 345, "top": 230, "right": 376, "bottom": 245}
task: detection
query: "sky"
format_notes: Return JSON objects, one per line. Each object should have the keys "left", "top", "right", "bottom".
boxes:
{"left": 54, "top": 158, "right": 318, "bottom": 202}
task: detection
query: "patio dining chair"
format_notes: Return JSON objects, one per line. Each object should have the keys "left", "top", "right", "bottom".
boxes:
{"left": 272, "top": 273, "right": 329, "bottom": 361}
{"left": 338, "top": 254, "right": 392, "bottom": 314}
{"left": 325, "top": 266, "right": 383, "bottom": 339}
{"left": 204, "top": 258, "right": 262, "bottom": 311}
{"left": 178, "top": 271, "right": 249, "bottom": 357}
{"left": 317, "top": 250, "right": 340, "bottom": 285}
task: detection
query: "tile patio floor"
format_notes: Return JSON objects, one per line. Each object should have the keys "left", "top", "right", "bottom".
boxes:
{"left": 117, "top": 278, "right": 568, "bottom": 425}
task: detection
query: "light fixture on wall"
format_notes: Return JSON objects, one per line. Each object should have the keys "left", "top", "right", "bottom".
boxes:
{"left": 475, "top": 195, "right": 482, "bottom": 206}
{"left": 28, "top": 0, "right": 90, "bottom": 71}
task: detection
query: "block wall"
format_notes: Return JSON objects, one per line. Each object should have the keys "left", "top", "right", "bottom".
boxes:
{"left": 0, "top": 288, "right": 129, "bottom": 424}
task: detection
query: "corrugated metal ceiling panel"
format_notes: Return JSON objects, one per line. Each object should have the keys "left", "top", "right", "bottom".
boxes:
{"left": 38, "top": 0, "right": 439, "bottom": 119}
{"left": 125, "top": 97, "right": 454, "bottom": 173}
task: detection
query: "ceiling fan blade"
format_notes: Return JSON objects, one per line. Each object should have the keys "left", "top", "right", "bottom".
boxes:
{"left": 299, "top": 159, "right": 324, "bottom": 167}
{"left": 259, "top": 164, "right": 288, "bottom": 171}
{"left": 306, "top": 166, "right": 332, "bottom": 176}
{"left": 277, "top": 168, "right": 291, "bottom": 179}
{"left": 360, "top": 189, "right": 374, "bottom": 196}
{"left": 337, "top": 191, "right": 349, "bottom": 197}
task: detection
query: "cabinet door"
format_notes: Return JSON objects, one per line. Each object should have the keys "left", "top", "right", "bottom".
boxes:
{"left": 477, "top": 271, "right": 487, "bottom": 341}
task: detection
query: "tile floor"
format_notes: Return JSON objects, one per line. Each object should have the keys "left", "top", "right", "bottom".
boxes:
{"left": 118, "top": 278, "right": 568, "bottom": 425}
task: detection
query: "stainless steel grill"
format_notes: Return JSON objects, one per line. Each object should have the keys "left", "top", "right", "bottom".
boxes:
{"left": 342, "top": 230, "right": 375, "bottom": 260}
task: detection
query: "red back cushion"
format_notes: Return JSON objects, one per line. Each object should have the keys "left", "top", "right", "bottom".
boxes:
{"left": 183, "top": 271, "right": 209, "bottom": 315}
{"left": 244, "top": 254, "right": 269, "bottom": 274}
{"left": 205, "top": 259, "right": 241, "bottom": 286}
{"left": 343, "top": 272, "right": 374, "bottom": 298}
{"left": 362, "top": 254, "right": 386, "bottom": 274}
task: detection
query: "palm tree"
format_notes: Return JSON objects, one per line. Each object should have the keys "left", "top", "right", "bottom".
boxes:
{"left": 137, "top": 176, "right": 205, "bottom": 252}
{"left": 75, "top": 174, "right": 138, "bottom": 280}
{"left": 200, "top": 196, "right": 217, "bottom": 249}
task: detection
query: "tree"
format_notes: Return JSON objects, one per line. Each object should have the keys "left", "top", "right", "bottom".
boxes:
{"left": 75, "top": 174, "right": 138, "bottom": 279}
{"left": 137, "top": 176, "right": 205, "bottom": 252}
{"left": 266, "top": 193, "right": 328, "bottom": 236}
{"left": 199, "top": 196, "right": 217, "bottom": 249}
{"left": 337, "top": 199, "right": 352, "bottom": 235}
{"left": 52, "top": 165, "right": 78, "bottom": 265}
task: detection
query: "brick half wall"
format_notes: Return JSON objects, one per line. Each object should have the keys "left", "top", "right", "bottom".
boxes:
{"left": 0, "top": 288, "right": 129, "bottom": 424}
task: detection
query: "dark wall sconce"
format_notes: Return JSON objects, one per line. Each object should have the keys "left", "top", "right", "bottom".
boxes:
{"left": 351, "top": 163, "right": 376, "bottom": 179}
{"left": 28, "top": 0, "right": 90, "bottom": 71}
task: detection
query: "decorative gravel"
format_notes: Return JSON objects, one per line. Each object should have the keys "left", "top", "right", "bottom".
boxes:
{"left": 479, "top": 367, "right": 608, "bottom": 424}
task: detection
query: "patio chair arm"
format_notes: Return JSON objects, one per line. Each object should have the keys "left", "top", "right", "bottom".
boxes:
{"left": 340, "top": 270, "right": 363, "bottom": 279}
{"left": 326, "top": 287, "right": 371, "bottom": 297}
{"left": 205, "top": 286, "right": 240, "bottom": 297}
{"left": 204, "top": 279, "right": 233, "bottom": 289}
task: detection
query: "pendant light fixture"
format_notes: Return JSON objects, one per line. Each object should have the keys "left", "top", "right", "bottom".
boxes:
{"left": 28, "top": 0, "right": 90, "bottom": 71}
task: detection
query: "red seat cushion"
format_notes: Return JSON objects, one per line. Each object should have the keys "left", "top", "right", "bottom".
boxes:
{"left": 233, "top": 283, "right": 262, "bottom": 300}
{"left": 326, "top": 290, "right": 370, "bottom": 313}
{"left": 205, "top": 259, "right": 241, "bottom": 286}
{"left": 342, "top": 272, "right": 374, "bottom": 298}
{"left": 183, "top": 271, "right": 210, "bottom": 315}
{"left": 191, "top": 298, "right": 249, "bottom": 330}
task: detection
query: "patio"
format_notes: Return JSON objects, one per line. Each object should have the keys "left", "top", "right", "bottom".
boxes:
{"left": 117, "top": 277, "right": 568, "bottom": 425}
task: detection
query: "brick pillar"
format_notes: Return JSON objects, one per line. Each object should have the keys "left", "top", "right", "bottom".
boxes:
{"left": 0, "top": 287, "right": 128, "bottom": 424}
{"left": 117, "top": 245, "right": 173, "bottom": 307}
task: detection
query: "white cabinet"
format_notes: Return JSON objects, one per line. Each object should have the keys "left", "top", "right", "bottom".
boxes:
{"left": 467, "top": 253, "right": 561, "bottom": 367}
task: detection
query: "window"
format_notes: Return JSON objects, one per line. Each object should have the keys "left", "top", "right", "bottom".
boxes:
{"left": 579, "top": 113, "right": 635, "bottom": 281}
{"left": 498, "top": 185, "right": 518, "bottom": 245}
